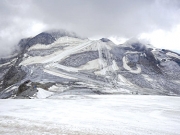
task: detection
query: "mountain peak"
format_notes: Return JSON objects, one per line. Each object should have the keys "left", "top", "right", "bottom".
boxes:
{"left": 100, "top": 38, "right": 111, "bottom": 42}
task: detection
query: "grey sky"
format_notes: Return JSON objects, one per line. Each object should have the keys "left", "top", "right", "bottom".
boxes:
{"left": 0, "top": 0, "right": 180, "bottom": 57}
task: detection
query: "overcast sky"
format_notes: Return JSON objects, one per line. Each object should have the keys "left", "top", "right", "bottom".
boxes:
{"left": 0, "top": 0, "right": 180, "bottom": 57}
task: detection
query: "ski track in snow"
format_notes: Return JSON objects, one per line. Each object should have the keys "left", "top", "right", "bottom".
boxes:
{"left": 0, "top": 95, "right": 180, "bottom": 135}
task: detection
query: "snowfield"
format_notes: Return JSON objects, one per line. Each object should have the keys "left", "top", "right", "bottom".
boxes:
{"left": 0, "top": 95, "right": 180, "bottom": 135}
{"left": 36, "top": 88, "right": 54, "bottom": 99}
{"left": 1, "top": 32, "right": 180, "bottom": 135}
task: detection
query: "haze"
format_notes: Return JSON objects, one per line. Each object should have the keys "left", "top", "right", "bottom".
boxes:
{"left": 0, "top": 0, "right": 180, "bottom": 57}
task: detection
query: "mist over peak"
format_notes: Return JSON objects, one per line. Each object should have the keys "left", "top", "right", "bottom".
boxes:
{"left": 0, "top": 0, "right": 180, "bottom": 57}
{"left": 46, "top": 29, "right": 87, "bottom": 40}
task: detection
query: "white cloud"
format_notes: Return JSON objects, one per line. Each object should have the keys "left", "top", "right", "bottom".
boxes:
{"left": 1, "top": 0, "right": 180, "bottom": 57}
{"left": 25, "top": 21, "right": 47, "bottom": 37}
{"left": 108, "top": 36, "right": 129, "bottom": 44}
{"left": 138, "top": 24, "right": 180, "bottom": 52}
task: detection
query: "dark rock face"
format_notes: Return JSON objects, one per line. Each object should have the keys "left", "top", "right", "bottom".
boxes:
{"left": 0, "top": 56, "right": 18, "bottom": 91}
{"left": 125, "top": 53, "right": 140, "bottom": 67}
{"left": 100, "top": 38, "right": 111, "bottom": 42}
{"left": 172, "top": 58, "right": 180, "bottom": 66}
{"left": 16, "top": 32, "right": 56, "bottom": 53}
{"left": 17, "top": 30, "right": 84, "bottom": 51}
{"left": 17, "top": 32, "right": 56, "bottom": 51}
{"left": 2, "top": 66, "right": 26, "bottom": 89}
{"left": 18, "top": 38, "right": 31, "bottom": 51}
{"left": 16, "top": 81, "right": 55, "bottom": 99}
{"left": 16, "top": 80, "right": 38, "bottom": 98}
{"left": 111, "top": 47, "right": 125, "bottom": 67}
{"left": 26, "top": 32, "right": 56, "bottom": 48}
{"left": 17, "top": 80, "right": 32, "bottom": 95}
{"left": 14, "top": 32, "right": 56, "bottom": 66}
{"left": 0, "top": 56, "right": 16, "bottom": 64}
{"left": 143, "top": 49, "right": 162, "bottom": 74}
{"left": 61, "top": 51, "right": 99, "bottom": 67}
{"left": 131, "top": 42, "right": 146, "bottom": 51}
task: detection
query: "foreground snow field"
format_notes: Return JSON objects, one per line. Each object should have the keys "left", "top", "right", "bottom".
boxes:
{"left": 0, "top": 95, "right": 180, "bottom": 135}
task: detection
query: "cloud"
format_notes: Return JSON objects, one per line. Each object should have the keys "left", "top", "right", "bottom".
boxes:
{"left": 0, "top": 0, "right": 180, "bottom": 57}
{"left": 139, "top": 24, "right": 180, "bottom": 52}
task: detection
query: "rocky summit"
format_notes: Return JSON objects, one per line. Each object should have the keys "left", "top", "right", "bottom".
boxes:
{"left": 0, "top": 30, "right": 180, "bottom": 99}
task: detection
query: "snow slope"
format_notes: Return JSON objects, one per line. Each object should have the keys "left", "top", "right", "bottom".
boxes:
{"left": 36, "top": 88, "right": 54, "bottom": 98}
{"left": 0, "top": 95, "right": 180, "bottom": 135}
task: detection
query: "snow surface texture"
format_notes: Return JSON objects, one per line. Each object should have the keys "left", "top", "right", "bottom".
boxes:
{"left": 0, "top": 95, "right": 180, "bottom": 135}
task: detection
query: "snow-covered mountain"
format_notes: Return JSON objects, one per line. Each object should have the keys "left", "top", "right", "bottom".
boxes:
{"left": 0, "top": 30, "right": 180, "bottom": 98}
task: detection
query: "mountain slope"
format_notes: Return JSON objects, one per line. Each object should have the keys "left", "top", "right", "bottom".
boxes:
{"left": 0, "top": 30, "right": 180, "bottom": 98}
